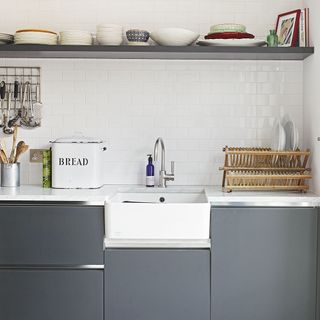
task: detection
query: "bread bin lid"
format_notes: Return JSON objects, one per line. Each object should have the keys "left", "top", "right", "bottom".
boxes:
{"left": 51, "top": 135, "right": 104, "bottom": 144}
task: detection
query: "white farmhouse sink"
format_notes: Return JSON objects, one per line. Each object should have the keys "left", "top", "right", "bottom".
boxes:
{"left": 105, "top": 190, "right": 210, "bottom": 245}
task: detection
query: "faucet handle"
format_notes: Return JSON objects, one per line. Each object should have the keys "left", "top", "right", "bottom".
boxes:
{"left": 171, "top": 161, "right": 175, "bottom": 175}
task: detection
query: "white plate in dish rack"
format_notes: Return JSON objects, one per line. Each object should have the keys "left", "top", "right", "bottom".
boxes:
{"left": 271, "top": 119, "right": 286, "bottom": 151}
{"left": 282, "top": 115, "right": 299, "bottom": 150}
{"left": 197, "top": 39, "right": 267, "bottom": 47}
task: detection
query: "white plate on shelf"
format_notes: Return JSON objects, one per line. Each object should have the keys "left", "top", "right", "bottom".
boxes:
{"left": 197, "top": 38, "right": 267, "bottom": 47}
{"left": 282, "top": 115, "right": 299, "bottom": 150}
{"left": 127, "top": 41, "right": 149, "bottom": 46}
{"left": 271, "top": 119, "right": 286, "bottom": 151}
{"left": 15, "top": 32, "right": 58, "bottom": 45}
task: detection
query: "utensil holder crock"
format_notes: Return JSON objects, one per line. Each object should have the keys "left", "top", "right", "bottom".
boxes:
{"left": 1, "top": 163, "right": 20, "bottom": 187}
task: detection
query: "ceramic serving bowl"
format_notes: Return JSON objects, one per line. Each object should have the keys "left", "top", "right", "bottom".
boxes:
{"left": 150, "top": 28, "right": 199, "bottom": 46}
{"left": 126, "top": 29, "right": 150, "bottom": 43}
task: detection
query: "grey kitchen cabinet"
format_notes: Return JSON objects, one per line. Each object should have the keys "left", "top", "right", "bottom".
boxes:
{"left": 318, "top": 208, "right": 320, "bottom": 320}
{"left": 105, "top": 249, "right": 211, "bottom": 320}
{"left": 211, "top": 207, "right": 317, "bottom": 320}
{"left": 0, "top": 269, "right": 103, "bottom": 320}
{"left": 0, "top": 204, "right": 104, "bottom": 265}
{"left": 0, "top": 204, "right": 104, "bottom": 320}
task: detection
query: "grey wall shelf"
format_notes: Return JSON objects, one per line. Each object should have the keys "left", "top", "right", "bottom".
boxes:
{"left": 0, "top": 44, "right": 314, "bottom": 60}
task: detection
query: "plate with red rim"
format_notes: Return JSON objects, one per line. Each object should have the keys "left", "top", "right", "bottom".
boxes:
{"left": 16, "top": 29, "right": 57, "bottom": 35}
{"left": 205, "top": 32, "right": 255, "bottom": 40}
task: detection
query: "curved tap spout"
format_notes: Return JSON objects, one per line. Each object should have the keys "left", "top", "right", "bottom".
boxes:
{"left": 154, "top": 137, "right": 165, "bottom": 172}
{"left": 153, "top": 137, "right": 174, "bottom": 188}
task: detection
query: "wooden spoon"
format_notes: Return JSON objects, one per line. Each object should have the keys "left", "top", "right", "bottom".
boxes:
{"left": 14, "top": 141, "right": 29, "bottom": 163}
{"left": 0, "top": 139, "right": 8, "bottom": 163}
{"left": 0, "top": 149, "right": 7, "bottom": 163}
{"left": 9, "top": 126, "right": 18, "bottom": 163}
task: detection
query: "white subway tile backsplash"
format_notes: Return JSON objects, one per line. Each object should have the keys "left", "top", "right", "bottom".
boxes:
{"left": 1, "top": 0, "right": 305, "bottom": 185}
{"left": 7, "top": 59, "right": 302, "bottom": 186}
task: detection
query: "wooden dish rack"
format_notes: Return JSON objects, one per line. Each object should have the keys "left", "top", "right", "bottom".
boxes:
{"left": 220, "top": 146, "right": 311, "bottom": 192}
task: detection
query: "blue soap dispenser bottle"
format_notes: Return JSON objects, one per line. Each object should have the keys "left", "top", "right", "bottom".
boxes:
{"left": 146, "top": 154, "right": 155, "bottom": 187}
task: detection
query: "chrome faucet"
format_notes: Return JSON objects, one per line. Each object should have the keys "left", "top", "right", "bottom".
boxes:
{"left": 153, "top": 137, "right": 175, "bottom": 188}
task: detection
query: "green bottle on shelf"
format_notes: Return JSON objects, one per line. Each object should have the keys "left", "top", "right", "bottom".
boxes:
{"left": 42, "top": 149, "right": 52, "bottom": 188}
{"left": 267, "top": 30, "right": 278, "bottom": 47}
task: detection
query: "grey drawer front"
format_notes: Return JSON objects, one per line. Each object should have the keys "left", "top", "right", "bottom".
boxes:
{"left": 0, "top": 205, "right": 104, "bottom": 265}
{"left": 106, "top": 249, "right": 211, "bottom": 320}
{"left": 0, "top": 270, "right": 103, "bottom": 320}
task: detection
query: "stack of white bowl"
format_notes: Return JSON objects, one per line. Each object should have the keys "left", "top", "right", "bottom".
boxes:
{"left": 0, "top": 33, "right": 14, "bottom": 44}
{"left": 96, "top": 24, "right": 123, "bottom": 45}
{"left": 59, "top": 30, "right": 92, "bottom": 45}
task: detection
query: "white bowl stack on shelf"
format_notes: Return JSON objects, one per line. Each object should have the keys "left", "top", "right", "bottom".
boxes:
{"left": 14, "top": 29, "right": 58, "bottom": 45}
{"left": 0, "top": 33, "right": 14, "bottom": 44}
{"left": 59, "top": 30, "right": 92, "bottom": 45}
{"left": 96, "top": 24, "right": 123, "bottom": 45}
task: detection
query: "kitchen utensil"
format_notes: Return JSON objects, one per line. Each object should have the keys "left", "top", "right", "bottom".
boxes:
{"left": 150, "top": 28, "right": 199, "bottom": 46}
{"left": 8, "top": 126, "right": 18, "bottom": 163}
{"left": 3, "top": 85, "right": 14, "bottom": 135}
{"left": 51, "top": 136, "right": 107, "bottom": 189}
{"left": 20, "top": 82, "right": 40, "bottom": 129}
{"left": 19, "top": 82, "right": 30, "bottom": 127}
{"left": 14, "top": 141, "right": 29, "bottom": 163}
{"left": 0, "top": 139, "right": 8, "bottom": 163}
{"left": 0, "top": 81, "right": 6, "bottom": 128}
{"left": 32, "top": 84, "right": 42, "bottom": 124}
{"left": 8, "top": 81, "right": 20, "bottom": 128}
{"left": 13, "top": 80, "right": 19, "bottom": 115}
{"left": 197, "top": 39, "right": 267, "bottom": 46}
{"left": 0, "top": 150, "right": 7, "bottom": 163}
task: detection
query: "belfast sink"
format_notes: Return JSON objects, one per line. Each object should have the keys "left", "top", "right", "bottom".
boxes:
{"left": 104, "top": 190, "right": 210, "bottom": 247}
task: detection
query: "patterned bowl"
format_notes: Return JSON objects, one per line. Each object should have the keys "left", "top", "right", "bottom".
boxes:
{"left": 126, "top": 29, "right": 150, "bottom": 43}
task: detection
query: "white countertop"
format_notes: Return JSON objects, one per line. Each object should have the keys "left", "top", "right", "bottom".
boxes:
{"left": 0, "top": 184, "right": 318, "bottom": 207}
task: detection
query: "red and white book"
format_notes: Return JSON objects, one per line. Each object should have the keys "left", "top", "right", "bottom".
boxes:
{"left": 299, "top": 9, "right": 306, "bottom": 47}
